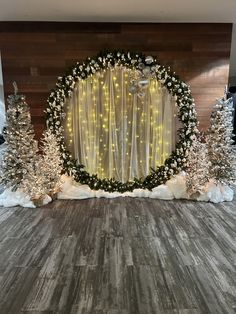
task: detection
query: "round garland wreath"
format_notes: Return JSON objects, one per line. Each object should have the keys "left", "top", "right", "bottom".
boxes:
{"left": 46, "top": 50, "right": 199, "bottom": 192}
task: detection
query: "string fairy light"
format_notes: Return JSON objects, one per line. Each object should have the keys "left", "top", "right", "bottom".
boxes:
{"left": 48, "top": 50, "right": 198, "bottom": 192}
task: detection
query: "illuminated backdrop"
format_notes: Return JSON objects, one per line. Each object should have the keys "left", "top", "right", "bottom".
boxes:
{"left": 64, "top": 66, "right": 178, "bottom": 182}
{"left": 46, "top": 50, "right": 198, "bottom": 192}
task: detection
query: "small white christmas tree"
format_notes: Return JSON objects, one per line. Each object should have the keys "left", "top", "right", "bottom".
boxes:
{"left": 186, "top": 135, "right": 210, "bottom": 197}
{"left": 0, "top": 83, "right": 38, "bottom": 191}
{"left": 21, "top": 129, "right": 63, "bottom": 201}
{"left": 40, "top": 129, "right": 63, "bottom": 196}
{"left": 21, "top": 155, "right": 48, "bottom": 200}
{"left": 207, "top": 98, "right": 236, "bottom": 185}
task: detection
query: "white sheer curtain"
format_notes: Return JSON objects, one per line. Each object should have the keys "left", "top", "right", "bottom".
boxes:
{"left": 64, "top": 66, "right": 178, "bottom": 182}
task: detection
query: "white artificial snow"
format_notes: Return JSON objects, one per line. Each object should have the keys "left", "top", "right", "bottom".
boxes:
{"left": 220, "top": 184, "right": 234, "bottom": 202}
{"left": 127, "top": 188, "right": 150, "bottom": 198}
{"left": 149, "top": 185, "right": 174, "bottom": 200}
{"left": 166, "top": 172, "right": 189, "bottom": 199}
{"left": 196, "top": 191, "right": 210, "bottom": 202}
{"left": 205, "top": 181, "right": 224, "bottom": 203}
{"left": 58, "top": 175, "right": 95, "bottom": 199}
{"left": 1, "top": 174, "right": 233, "bottom": 208}
{"left": 42, "top": 194, "right": 52, "bottom": 205}
{"left": 0, "top": 188, "right": 36, "bottom": 208}
{"left": 0, "top": 187, "right": 52, "bottom": 208}
{"left": 195, "top": 180, "right": 234, "bottom": 203}
{"left": 95, "top": 189, "right": 123, "bottom": 198}
{"left": 209, "top": 187, "right": 224, "bottom": 203}
{"left": 121, "top": 191, "right": 137, "bottom": 197}
{"left": 57, "top": 173, "right": 234, "bottom": 203}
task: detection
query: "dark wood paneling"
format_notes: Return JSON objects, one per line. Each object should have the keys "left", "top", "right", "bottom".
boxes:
{"left": 0, "top": 22, "right": 232, "bottom": 139}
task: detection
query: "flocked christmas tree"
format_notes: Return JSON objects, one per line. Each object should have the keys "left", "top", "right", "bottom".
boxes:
{"left": 40, "top": 129, "right": 63, "bottom": 195}
{"left": 20, "top": 154, "right": 48, "bottom": 200}
{"left": 186, "top": 135, "right": 210, "bottom": 198}
{"left": 21, "top": 130, "right": 63, "bottom": 200}
{"left": 207, "top": 98, "right": 236, "bottom": 185}
{"left": 0, "top": 83, "right": 38, "bottom": 191}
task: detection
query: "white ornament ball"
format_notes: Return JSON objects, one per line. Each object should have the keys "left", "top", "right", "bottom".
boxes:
{"left": 145, "top": 56, "right": 154, "bottom": 64}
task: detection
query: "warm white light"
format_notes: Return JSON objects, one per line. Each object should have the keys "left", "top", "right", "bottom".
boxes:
{"left": 64, "top": 65, "right": 175, "bottom": 181}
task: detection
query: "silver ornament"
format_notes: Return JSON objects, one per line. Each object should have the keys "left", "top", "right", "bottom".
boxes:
{"left": 138, "top": 79, "right": 149, "bottom": 89}
{"left": 145, "top": 56, "right": 154, "bottom": 64}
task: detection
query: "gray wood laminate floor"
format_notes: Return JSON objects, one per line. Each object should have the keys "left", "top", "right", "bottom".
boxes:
{"left": 0, "top": 197, "right": 235, "bottom": 314}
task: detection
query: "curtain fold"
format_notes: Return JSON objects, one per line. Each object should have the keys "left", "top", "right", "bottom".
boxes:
{"left": 64, "top": 66, "right": 178, "bottom": 182}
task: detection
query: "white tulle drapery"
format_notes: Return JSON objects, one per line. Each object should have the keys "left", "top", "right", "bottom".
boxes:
{"left": 64, "top": 67, "right": 178, "bottom": 182}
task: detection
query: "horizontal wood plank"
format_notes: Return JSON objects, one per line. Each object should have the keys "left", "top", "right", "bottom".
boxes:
{"left": 0, "top": 22, "right": 232, "bottom": 138}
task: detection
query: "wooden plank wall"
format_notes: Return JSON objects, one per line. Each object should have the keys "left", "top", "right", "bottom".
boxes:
{"left": 0, "top": 22, "right": 232, "bottom": 139}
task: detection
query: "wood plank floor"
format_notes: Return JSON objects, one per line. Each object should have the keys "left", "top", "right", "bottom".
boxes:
{"left": 0, "top": 196, "right": 235, "bottom": 314}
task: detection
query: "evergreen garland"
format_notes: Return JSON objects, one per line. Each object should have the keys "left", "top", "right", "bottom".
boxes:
{"left": 45, "top": 50, "right": 199, "bottom": 192}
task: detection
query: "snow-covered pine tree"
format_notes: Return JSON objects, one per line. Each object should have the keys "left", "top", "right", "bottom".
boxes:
{"left": 40, "top": 129, "right": 63, "bottom": 196}
{"left": 186, "top": 135, "right": 210, "bottom": 198}
{"left": 0, "top": 83, "right": 38, "bottom": 191}
{"left": 21, "top": 154, "right": 48, "bottom": 200}
{"left": 207, "top": 98, "right": 236, "bottom": 185}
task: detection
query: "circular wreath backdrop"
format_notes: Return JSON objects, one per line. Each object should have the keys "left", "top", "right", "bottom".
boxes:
{"left": 46, "top": 50, "right": 199, "bottom": 192}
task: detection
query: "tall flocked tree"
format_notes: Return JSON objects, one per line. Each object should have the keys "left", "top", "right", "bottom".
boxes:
{"left": 186, "top": 135, "right": 210, "bottom": 198}
{"left": 0, "top": 83, "right": 38, "bottom": 191}
{"left": 40, "top": 129, "right": 63, "bottom": 196}
{"left": 207, "top": 98, "right": 236, "bottom": 185}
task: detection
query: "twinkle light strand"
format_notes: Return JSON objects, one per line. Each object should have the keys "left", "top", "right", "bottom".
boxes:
{"left": 45, "top": 49, "right": 199, "bottom": 192}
